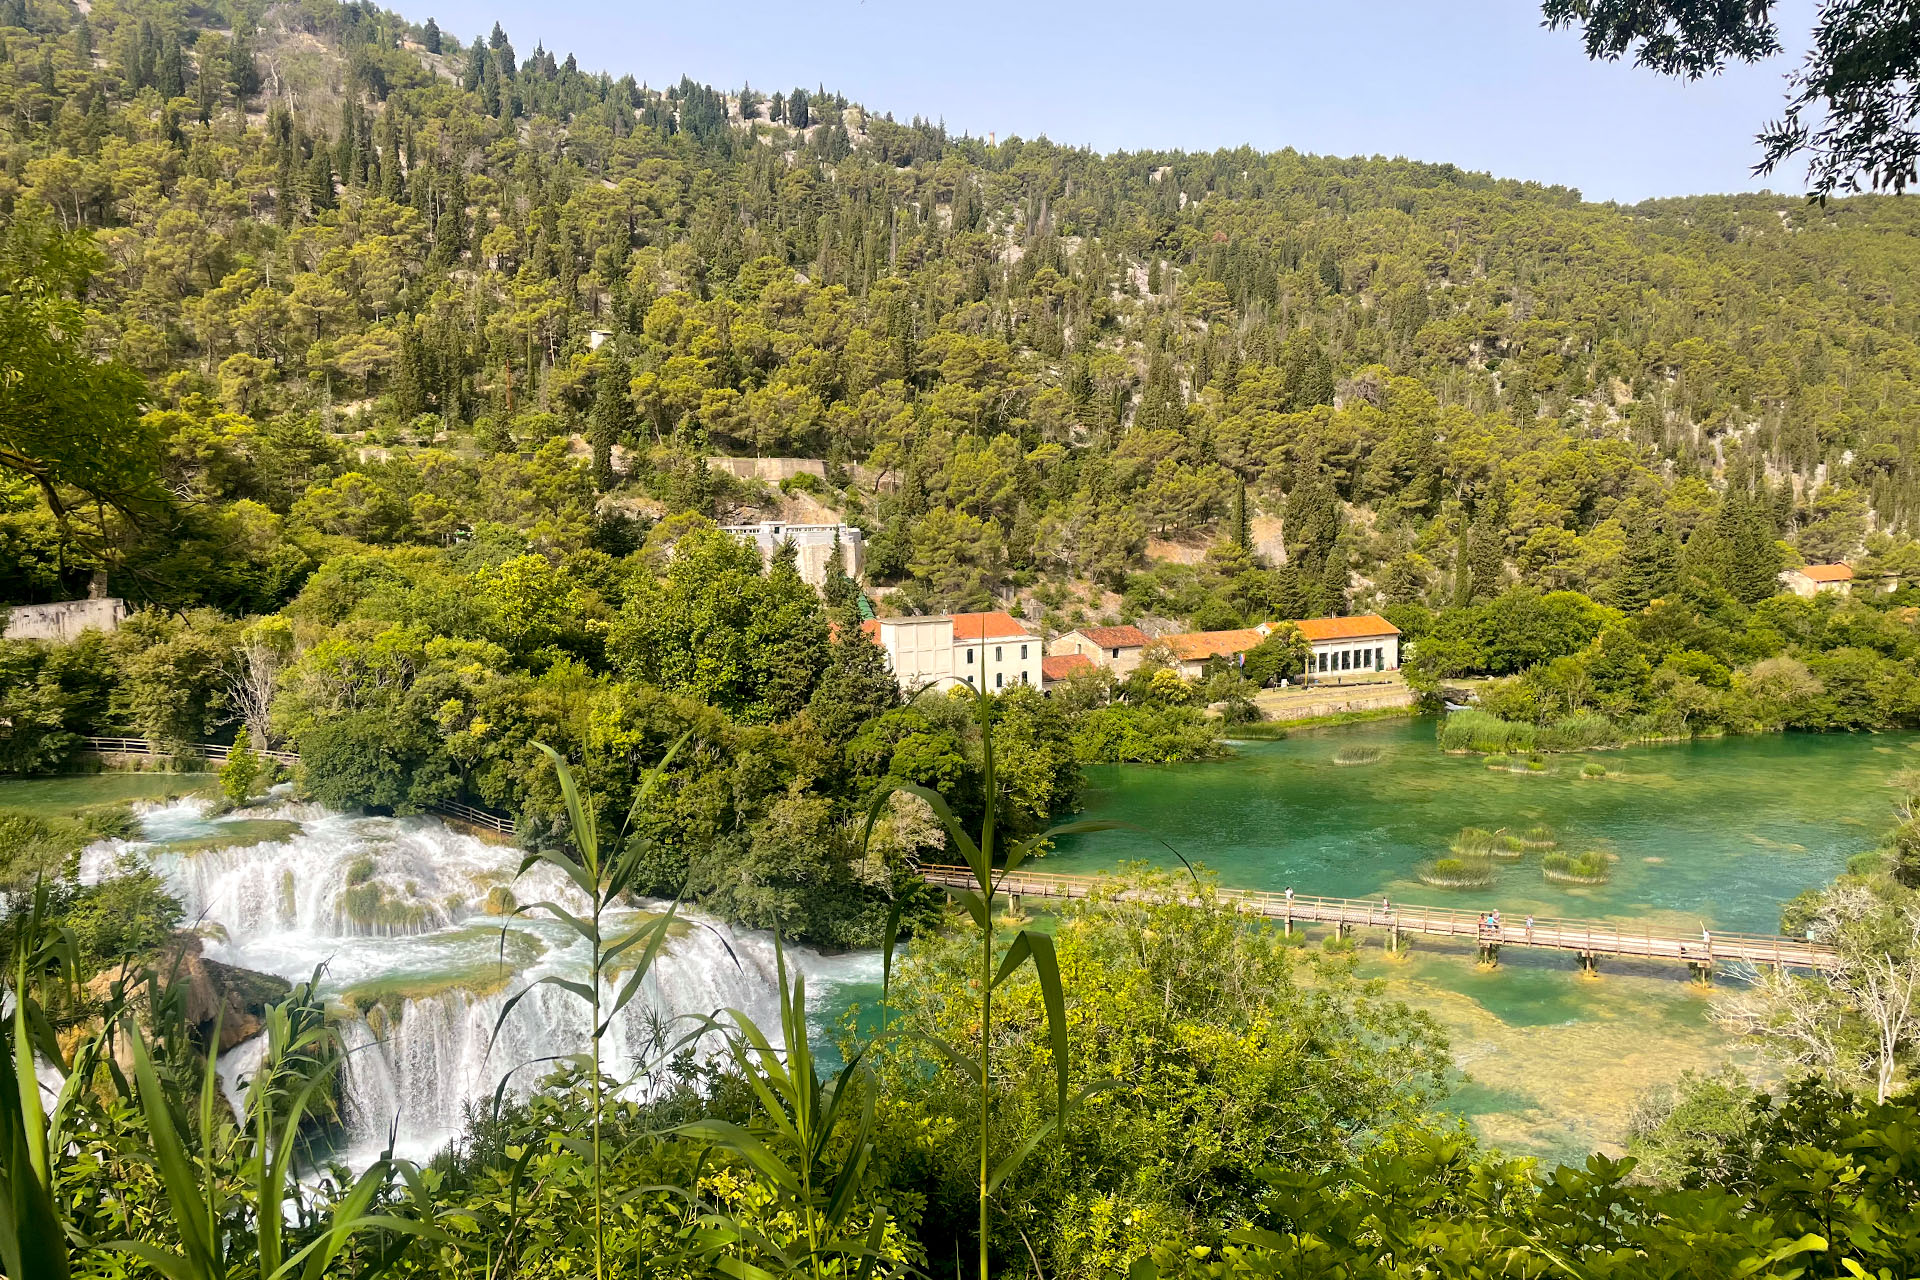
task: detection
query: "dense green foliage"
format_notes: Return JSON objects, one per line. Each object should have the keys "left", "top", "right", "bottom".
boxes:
{"left": 0, "top": 4, "right": 1919, "bottom": 1276}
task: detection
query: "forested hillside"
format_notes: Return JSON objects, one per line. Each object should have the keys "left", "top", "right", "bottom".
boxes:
{"left": 3, "top": 0, "right": 1920, "bottom": 617}
{"left": 7, "top": 0, "right": 1920, "bottom": 936}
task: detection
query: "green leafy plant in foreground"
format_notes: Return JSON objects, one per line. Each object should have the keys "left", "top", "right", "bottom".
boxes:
{"left": 106, "top": 967, "right": 441, "bottom": 1280}
{"left": 2, "top": 884, "right": 84, "bottom": 1280}
{"left": 682, "top": 940, "right": 903, "bottom": 1280}
{"left": 863, "top": 687, "right": 1120, "bottom": 1280}
{"left": 488, "top": 736, "right": 691, "bottom": 1280}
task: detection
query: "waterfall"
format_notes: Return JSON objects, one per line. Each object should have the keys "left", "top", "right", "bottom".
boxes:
{"left": 88, "top": 796, "right": 883, "bottom": 1167}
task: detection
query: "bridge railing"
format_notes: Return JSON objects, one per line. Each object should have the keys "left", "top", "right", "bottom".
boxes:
{"left": 917, "top": 864, "right": 1835, "bottom": 969}
{"left": 81, "top": 736, "right": 302, "bottom": 766}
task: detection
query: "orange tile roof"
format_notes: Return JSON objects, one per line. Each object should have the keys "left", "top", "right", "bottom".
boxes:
{"left": 951, "top": 611, "right": 1031, "bottom": 641}
{"left": 1076, "top": 624, "right": 1149, "bottom": 649}
{"left": 1041, "top": 653, "right": 1095, "bottom": 681}
{"left": 1162, "top": 629, "right": 1264, "bottom": 661}
{"left": 858, "top": 618, "right": 882, "bottom": 643}
{"left": 1290, "top": 614, "right": 1401, "bottom": 642}
{"left": 1796, "top": 563, "right": 1854, "bottom": 583}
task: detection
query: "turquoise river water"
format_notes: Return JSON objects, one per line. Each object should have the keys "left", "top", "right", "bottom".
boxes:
{"left": 1038, "top": 720, "right": 1910, "bottom": 1160}
{"left": 9, "top": 722, "right": 1906, "bottom": 1165}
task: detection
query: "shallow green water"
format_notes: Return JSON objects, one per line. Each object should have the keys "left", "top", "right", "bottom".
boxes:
{"left": 1043, "top": 721, "right": 1908, "bottom": 1161}
{"left": 0, "top": 773, "right": 213, "bottom": 813}
{"left": 1049, "top": 720, "right": 1903, "bottom": 933}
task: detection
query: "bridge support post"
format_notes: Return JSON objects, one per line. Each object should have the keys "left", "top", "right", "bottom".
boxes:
{"left": 1283, "top": 913, "right": 1293, "bottom": 938}
{"left": 1477, "top": 941, "right": 1500, "bottom": 968}
{"left": 1576, "top": 951, "right": 1598, "bottom": 977}
{"left": 1688, "top": 961, "right": 1713, "bottom": 987}
{"left": 1385, "top": 925, "right": 1408, "bottom": 956}
{"left": 1333, "top": 920, "right": 1350, "bottom": 942}
{"left": 1009, "top": 893, "right": 1023, "bottom": 916}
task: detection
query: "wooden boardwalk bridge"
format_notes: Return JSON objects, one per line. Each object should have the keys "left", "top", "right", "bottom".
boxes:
{"left": 918, "top": 865, "right": 1837, "bottom": 977}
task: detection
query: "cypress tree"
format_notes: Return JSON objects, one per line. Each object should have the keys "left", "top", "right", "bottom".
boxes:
{"left": 157, "top": 33, "right": 185, "bottom": 98}
{"left": 227, "top": 25, "right": 260, "bottom": 97}
{"left": 422, "top": 17, "right": 442, "bottom": 54}
{"left": 305, "top": 149, "right": 335, "bottom": 213}
{"left": 1466, "top": 508, "right": 1504, "bottom": 603}
{"left": 588, "top": 354, "right": 631, "bottom": 490}
{"left": 806, "top": 599, "right": 898, "bottom": 751}
{"left": 1614, "top": 516, "right": 1678, "bottom": 612}
{"left": 1318, "top": 543, "right": 1349, "bottom": 615}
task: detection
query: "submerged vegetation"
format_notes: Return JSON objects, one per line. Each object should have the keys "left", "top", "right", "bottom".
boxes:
{"left": 1332, "top": 744, "right": 1383, "bottom": 766}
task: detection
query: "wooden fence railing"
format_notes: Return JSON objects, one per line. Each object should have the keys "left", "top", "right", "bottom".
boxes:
{"left": 77, "top": 736, "right": 518, "bottom": 836}
{"left": 918, "top": 865, "right": 1837, "bottom": 971}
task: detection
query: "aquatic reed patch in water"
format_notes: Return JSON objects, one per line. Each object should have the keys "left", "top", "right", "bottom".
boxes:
{"left": 1490, "top": 833, "right": 1529, "bottom": 860}
{"left": 1518, "top": 825, "right": 1558, "bottom": 850}
{"left": 1333, "top": 745, "right": 1384, "bottom": 766}
{"left": 1438, "top": 710, "right": 1536, "bottom": 754}
{"left": 1484, "top": 753, "right": 1511, "bottom": 770}
{"left": 1524, "top": 755, "right": 1549, "bottom": 772}
{"left": 1451, "top": 826, "right": 1497, "bottom": 856}
{"left": 1542, "top": 850, "right": 1616, "bottom": 885}
{"left": 1581, "top": 761, "right": 1608, "bottom": 778}
{"left": 1417, "top": 856, "right": 1496, "bottom": 888}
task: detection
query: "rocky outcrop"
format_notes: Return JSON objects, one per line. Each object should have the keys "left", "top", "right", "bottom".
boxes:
{"left": 88, "top": 934, "right": 291, "bottom": 1053}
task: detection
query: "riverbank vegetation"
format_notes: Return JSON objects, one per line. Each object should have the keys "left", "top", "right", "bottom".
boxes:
{"left": 0, "top": 0, "right": 1917, "bottom": 1273}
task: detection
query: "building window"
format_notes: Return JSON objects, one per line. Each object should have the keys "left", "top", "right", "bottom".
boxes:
{"left": 1317, "top": 652, "right": 1328, "bottom": 673}
{"left": 1375, "top": 646, "right": 1384, "bottom": 670}
{"left": 965, "top": 674, "right": 974, "bottom": 686}
{"left": 1111, "top": 648, "right": 1120, "bottom": 658}
{"left": 995, "top": 672, "right": 1004, "bottom": 689}
{"left": 995, "top": 646, "right": 1003, "bottom": 661}
{"left": 1020, "top": 644, "right": 1028, "bottom": 659}
{"left": 1340, "top": 649, "right": 1351, "bottom": 671}
{"left": 966, "top": 649, "right": 975, "bottom": 665}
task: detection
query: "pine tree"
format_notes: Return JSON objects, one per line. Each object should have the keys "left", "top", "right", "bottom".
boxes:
{"left": 422, "top": 17, "right": 442, "bottom": 54}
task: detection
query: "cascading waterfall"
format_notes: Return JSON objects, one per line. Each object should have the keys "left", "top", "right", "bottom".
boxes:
{"left": 84, "top": 796, "right": 881, "bottom": 1166}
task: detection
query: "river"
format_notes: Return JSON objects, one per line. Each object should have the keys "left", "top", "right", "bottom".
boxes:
{"left": 12, "top": 722, "right": 1904, "bottom": 1167}
{"left": 1042, "top": 719, "right": 1907, "bottom": 1159}
{"left": 46, "top": 783, "right": 881, "bottom": 1168}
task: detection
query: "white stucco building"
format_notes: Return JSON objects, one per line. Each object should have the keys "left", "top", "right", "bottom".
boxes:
{"left": 1260, "top": 614, "right": 1401, "bottom": 683}
{"left": 861, "top": 611, "right": 1042, "bottom": 694}
{"left": 719, "top": 521, "right": 865, "bottom": 592}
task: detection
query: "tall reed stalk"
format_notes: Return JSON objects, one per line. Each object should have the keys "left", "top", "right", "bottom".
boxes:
{"left": 489, "top": 736, "right": 690, "bottom": 1280}
{"left": 862, "top": 688, "right": 1118, "bottom": 1280}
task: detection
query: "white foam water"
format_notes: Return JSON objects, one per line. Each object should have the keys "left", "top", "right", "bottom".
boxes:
{"left": 85, "top": 797, "right": 882, "bottom": 1166}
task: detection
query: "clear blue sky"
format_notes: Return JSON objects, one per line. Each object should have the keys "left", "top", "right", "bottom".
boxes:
{"left": 418, "top": 0, "right": 1819, "bottom": 204}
